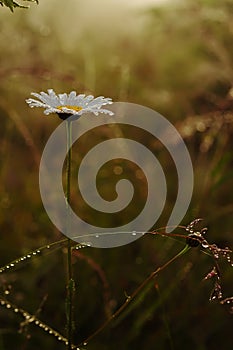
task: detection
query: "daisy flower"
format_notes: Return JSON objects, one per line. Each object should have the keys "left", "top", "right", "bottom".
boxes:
{"left": 26, "top": 89, "right": 114, "bottom": 120}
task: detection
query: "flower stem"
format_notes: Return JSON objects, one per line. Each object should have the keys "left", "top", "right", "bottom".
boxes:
{"left": 66, "top": 120, "right": 75, "bottom": 350}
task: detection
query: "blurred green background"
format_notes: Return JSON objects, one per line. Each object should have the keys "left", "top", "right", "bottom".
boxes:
{"left": 0, "top": 0, "right": 233, "bottom": 349}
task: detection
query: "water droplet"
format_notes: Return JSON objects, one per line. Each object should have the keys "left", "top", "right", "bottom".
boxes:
{"left": 4, "top": 290, "right": 10, "bottom": 295}
{"left": 6, "top": 303, "right": 11, "bottom": 309}
{"left": 83, "top": 342, "right": 88, "bottom": 346}
{"left": 47, "top": 245, "right": 50, "bottom": 249}
{"left": 201, "top": 243, "right": 209, "bottom": 248}
{"left": 95, "top": 234, "right": 99, "bottom": 238}
{"left": 132, "top": 231, "right": 137, "bottom": 236}
{"left": 14, "top": 308, "right": 19, "bottom": 313}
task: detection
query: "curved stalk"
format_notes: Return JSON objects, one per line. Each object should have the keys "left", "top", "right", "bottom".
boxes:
{"left": 79, "top": 244, "right": 190, "bottom": 346}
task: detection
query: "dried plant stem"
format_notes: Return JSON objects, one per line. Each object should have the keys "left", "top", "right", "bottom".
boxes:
{"left": 66, "top": 120, "right": 75, "bottom": 350}
{"left": 79, "top": 245, "right": 190, "bottom": 346}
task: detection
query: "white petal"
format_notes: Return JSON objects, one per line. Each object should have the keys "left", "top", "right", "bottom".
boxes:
{"left": 30, "top": 91, "right": 57, "bottom": 107}
{"left": 78, "top": 95, "right": 94, "bottom": 106}
{"left": 26, "top": 98, "right": 48, "bottom": 108}
{"left": 67, "top": 91, "right": 77, "bottom": 102}
{"left": 44, "top": 107, "right": 60, "bottom": 115}
{"left": 58, "top": 93, "right": 69, "bottom": 105}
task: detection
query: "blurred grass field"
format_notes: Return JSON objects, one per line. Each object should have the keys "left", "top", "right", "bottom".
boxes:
{"left": 0, "top": 0, "right": 233, "bottom": 349}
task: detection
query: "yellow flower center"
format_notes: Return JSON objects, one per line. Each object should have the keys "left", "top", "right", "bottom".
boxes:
{"left": 57, "top": 105, "right": 83, "bottom": 112}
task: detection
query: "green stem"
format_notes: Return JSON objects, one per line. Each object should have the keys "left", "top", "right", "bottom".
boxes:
{"left": 66, "top": 120, "right": 75, "bottom": 350}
